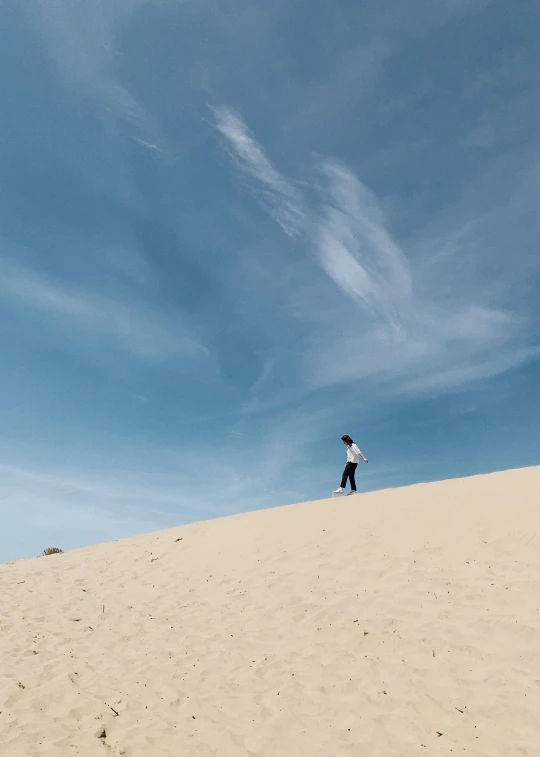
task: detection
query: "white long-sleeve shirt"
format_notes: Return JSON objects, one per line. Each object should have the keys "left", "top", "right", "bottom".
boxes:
{"left": 346, "top": 443, "right": 364, "bottom": 464}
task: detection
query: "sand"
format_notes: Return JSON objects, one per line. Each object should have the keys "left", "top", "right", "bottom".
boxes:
{"left": 1, "top": 466, "right": 540, "bottom": 756}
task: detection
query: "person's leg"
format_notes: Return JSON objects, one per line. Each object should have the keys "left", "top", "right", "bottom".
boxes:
{"left": 348, "top": 463, "right": 358, "bottom": 491}
{"left": 340, "top": 462, "right": 351, "bottom": 489}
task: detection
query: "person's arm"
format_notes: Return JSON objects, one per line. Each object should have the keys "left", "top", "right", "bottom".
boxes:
{"left": 353, "top": 443, "right": 368, "bottom": 463}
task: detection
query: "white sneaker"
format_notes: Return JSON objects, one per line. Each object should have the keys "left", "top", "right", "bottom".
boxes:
{"left": 332, "top": 487, "right": 344, "bottom": 495}
{"left": 346, "top": 491, "right": 358, "bottom": 496}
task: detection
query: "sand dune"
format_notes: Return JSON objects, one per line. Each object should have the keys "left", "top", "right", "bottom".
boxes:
{"left": 1, "top": 466, "right": 540, "bottom": 756}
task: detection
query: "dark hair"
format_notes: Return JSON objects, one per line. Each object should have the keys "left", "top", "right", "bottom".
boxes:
{"left": 341, "top": 435, "right": 354, "bottom": 445}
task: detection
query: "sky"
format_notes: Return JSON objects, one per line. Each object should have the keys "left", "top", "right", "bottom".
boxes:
{"left": 1, "top": 0, "right": 539, "bottom": 561}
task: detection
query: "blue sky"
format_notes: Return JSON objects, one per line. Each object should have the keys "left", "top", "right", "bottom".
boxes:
{"left": 1, "top": 0, "right": 539, "bottom": 561}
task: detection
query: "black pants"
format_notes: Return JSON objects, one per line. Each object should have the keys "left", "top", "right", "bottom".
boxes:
{"left": 341, "top": 462, "right": 358, "bottom": 491}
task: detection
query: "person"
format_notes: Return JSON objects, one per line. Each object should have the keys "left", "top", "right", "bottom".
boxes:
{"left": 333, "top": 435, "right": 368, "bottom": 495}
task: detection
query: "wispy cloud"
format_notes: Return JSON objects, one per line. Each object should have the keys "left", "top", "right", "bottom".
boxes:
{"left": 132, "top": 137, "right": 165, "bottom": 153}
{"left": 401, "top": 346, "right": 540, "bottom": 394}
{"left": 213, "top": 107, "right": 538, "bottom": 396}
{"left": 316, "top": 160, "right": 412, "bottom": 331}
{"left": 213, "top": 106, "right": 304, "bottom": 236}
{"left": 0, "top": 256, "right": 207, "bottom": 360}
{"left": 304, "top": 165, "right": 536, "bottom": 392}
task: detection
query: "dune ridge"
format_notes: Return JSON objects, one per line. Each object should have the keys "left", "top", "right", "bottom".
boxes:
{"left": 1, "top": 465, "right": 540, "bottom": 756}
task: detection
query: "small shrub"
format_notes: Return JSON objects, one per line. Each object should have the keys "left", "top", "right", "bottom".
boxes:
{"left": 42, "top": 547, "right": 64, "bottom": 556}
